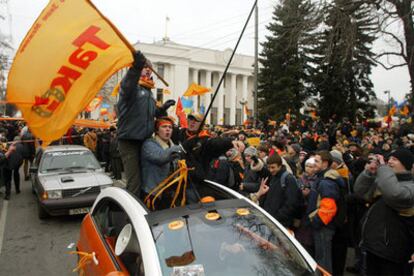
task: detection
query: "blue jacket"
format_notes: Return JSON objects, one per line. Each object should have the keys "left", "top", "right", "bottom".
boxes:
{"left": 141, "top": 138, "right": 181, "bottom": 193}
{"left": 117, "top": 66, "right": 162, "bottom": 141}
{"left": 307, "top": 169, "right": 343, "bottom": 229}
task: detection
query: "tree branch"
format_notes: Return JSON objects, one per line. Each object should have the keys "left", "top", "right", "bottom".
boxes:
{"left": 375, "top": 60, "right": 407, "bottom": 70}
{"left": 381, "top": 30, "right": 406, "bottom": 56}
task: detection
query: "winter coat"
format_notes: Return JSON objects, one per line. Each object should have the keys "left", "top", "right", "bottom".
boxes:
{"left": 8, "top": 144, "right": 23, "bottom": 170}
{"left": 117, "top": 66, "right": 163, "bottom": 141}
{"left": 307, "top": 169, "right": 342, "bottom": 230}
{"left": 354, "top": 166, "right": 414, "bottom": 211}
{"left": 376, "top": 166, "right": 414, "bottom": 211}
{"left": 206, "top": 156, "right": 234, "bottom": 188}
{"left": 181, "top": 136, "right": 234, "bottom": 185}
{"left": 260, "top": 167, "right": 300, "bottom": 228}
{"left": 360, "top": 197, "right": 414, "bottom": 264}
{"left": 141, "top": 137, "right": 181, "bottom": 193}
{"left": 242, "top": 159, "right": 267, "bottom": 193}
{"left": 109, "top": 136, "right": 121, "bottom": 159}
{"left": 21, "top": 132, "right": 35, "bottom": 159}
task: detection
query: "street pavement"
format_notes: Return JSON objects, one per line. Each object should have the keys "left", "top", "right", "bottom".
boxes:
{"left": 0, "top": 175, "right": 81, "bottom": 276}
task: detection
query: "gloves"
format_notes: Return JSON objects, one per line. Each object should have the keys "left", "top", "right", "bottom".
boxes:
{"left": 162, "top": 99, "right": 176, "bottom": 111}
{"left": 132, "top": 51, "right": 147, "bottom": 71}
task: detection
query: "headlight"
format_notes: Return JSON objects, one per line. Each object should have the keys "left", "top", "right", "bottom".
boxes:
{"left": 100, "top": 184, "right": 112, "bottom": 190}
{"left": 47, "top": 190, "right": 62, "bottom": 199}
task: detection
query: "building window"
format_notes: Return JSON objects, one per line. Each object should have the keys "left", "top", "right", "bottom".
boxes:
{"left": 156, "top": 64, "right": 165, "bottom": 103}
{"left": 157, "top": 64, "right": 165, "bottom": 77}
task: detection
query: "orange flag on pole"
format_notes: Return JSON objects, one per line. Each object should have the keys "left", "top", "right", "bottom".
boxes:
{"left": 183, "top": 83, "right": 211, "bottom": 97}
{"left": 7, "top": 0, "right": 134, "bottom": 145}
{"left": 175, "top": 97, "right": 188, "bottom": 128}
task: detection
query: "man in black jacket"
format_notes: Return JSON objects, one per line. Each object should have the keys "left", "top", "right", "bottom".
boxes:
{"left": 252, "top": 153, "right": 301, "bottom": 229}
{"left": 116, "top": 51, "right": 175, "bottom": 197}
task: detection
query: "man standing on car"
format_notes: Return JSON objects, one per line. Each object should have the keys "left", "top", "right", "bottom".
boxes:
{"left": 117, "top": 51, "right": 175, "bottom": 197}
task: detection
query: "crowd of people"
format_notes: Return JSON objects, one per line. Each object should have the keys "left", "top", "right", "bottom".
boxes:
{"left": 0, "top": 50, "right": 413, "bottom": 275}
{"left": 115, "top": 51, "right": 414, "bottom": 276}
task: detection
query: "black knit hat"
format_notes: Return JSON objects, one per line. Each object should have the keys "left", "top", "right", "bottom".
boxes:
{"left": 389, "top": 149, "right": 414, "bottom": 171}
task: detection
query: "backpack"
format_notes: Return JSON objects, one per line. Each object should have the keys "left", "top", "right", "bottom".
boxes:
{"left": 280, "top": 171, "right": 305, "bottom": 220}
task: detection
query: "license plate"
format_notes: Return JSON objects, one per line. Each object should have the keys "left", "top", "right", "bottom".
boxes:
{"left": 69, "top": 207, "right": 90, "bottom": 215}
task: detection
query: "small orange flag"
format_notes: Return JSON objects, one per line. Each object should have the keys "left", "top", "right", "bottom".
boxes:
{"left": 183, "top": 83, "right": 211, "bottom": 97}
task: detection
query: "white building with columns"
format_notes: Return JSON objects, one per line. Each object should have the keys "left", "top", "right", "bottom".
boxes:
{"left": 130, "top": 39, "right": 255, "bottom": 125}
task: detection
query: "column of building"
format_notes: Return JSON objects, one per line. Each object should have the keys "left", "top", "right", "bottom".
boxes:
{"left": 242, "top": 75, "right": 248, "bottom": 122}
{"left": 229, "top": 73, "right": 237, "bottom": 125}
{"left": 217, "top": 73, "right": 224, "bottom": 125}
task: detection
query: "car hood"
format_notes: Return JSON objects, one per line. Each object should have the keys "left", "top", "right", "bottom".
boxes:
{"left": 39, "top": 171, "right": 113, "bottom": 190}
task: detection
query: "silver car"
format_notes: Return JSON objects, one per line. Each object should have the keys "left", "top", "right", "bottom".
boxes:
{"left": 30, "top": 145, "right": 113, "bottom": 219}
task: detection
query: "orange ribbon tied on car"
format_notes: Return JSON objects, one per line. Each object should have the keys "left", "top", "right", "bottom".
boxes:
{"left": 144, "top": 160, "right": 192, "bottom": 211}
{"left": 69, "top": 251, "right": 99, "bottom": 276}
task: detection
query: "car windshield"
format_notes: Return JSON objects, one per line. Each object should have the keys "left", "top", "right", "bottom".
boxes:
{"left": 150, "top": 205, "right": 314, "bottom": 276}
{"left": 39, "top": 150, "right": 100, "bottom": 173}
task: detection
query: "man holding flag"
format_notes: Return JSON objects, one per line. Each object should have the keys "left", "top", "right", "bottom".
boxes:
{"left": 116, "top": 51, "right": 175, "bottom": 197}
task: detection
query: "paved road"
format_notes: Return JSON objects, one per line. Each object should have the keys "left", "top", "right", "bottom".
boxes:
{"left": 0, "top": 176, "right": 81, "bottom": 276}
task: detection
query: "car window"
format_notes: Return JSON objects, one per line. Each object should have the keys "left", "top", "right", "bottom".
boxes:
{"left": 92, "top": 199, "right": 145, "bottom": 276}
{"left": 39, "top": 150, "right": 100, "bottom": 173}
{"left": 151, "top": 206, "right": 314, "bottom": 276}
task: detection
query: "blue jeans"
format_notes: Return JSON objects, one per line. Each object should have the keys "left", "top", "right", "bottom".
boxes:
{"left": 313, "top": 227, "right": 335, "bottom": 273}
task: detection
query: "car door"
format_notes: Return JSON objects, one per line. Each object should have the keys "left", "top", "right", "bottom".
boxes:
{"left": 77, "top": 198, "right": 145, "bottom": 275}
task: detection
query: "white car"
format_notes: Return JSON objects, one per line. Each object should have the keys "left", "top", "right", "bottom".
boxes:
{"left": 31, "top": 145, "right": 113, "bottom": 219}
{"left": 76, "top": 181, "right": 319, "bottom": 275}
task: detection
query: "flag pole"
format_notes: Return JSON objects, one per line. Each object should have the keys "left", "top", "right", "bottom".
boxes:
{"left": 197, "top": 0, "right": 258, "bottom": 133}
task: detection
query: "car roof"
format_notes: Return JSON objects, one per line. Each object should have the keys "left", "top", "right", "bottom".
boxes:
{"left": 43, "top": 145, "right": 91, "bottom": 153}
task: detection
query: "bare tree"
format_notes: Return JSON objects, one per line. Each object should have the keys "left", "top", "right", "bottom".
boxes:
{"left": 370, "top": 0, "right": 414, "bottom": 110}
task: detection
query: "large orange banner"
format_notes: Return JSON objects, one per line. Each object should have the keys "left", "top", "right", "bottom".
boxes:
{"left": 7, "top": 0, "right": 133, "bottom": 145}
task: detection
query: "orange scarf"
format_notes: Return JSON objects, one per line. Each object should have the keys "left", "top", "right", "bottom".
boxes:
{"left": 139, "top": 77, "right": 155, "bottom": 89}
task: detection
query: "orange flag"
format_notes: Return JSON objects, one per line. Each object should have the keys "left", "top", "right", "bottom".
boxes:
{"left": 7, "top": 0, "right": 134, "bottom": 145}
{"left": 388, "top": 105, "right": 397, "bottom": 116}
{"left": 175, "top": 97, "right": 188, "bottom": 128}
{"left": 183, "top": 83, "right": 211, "bottom": 97}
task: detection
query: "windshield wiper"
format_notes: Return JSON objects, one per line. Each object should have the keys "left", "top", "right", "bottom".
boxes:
{"left": 66, "top": 166, "right": 87, "bottom": 170}
{"left": 44, "top": 168, "right": 64, "bottom": 172}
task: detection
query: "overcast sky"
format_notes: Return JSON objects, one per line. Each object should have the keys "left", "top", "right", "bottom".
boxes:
{"left": 3, "top": 0, "right": 410, "bottom": 103}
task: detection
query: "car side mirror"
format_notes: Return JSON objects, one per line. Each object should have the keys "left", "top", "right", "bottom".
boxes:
{"left": 29, "top": 167, "right": 38, "bottom": 173}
